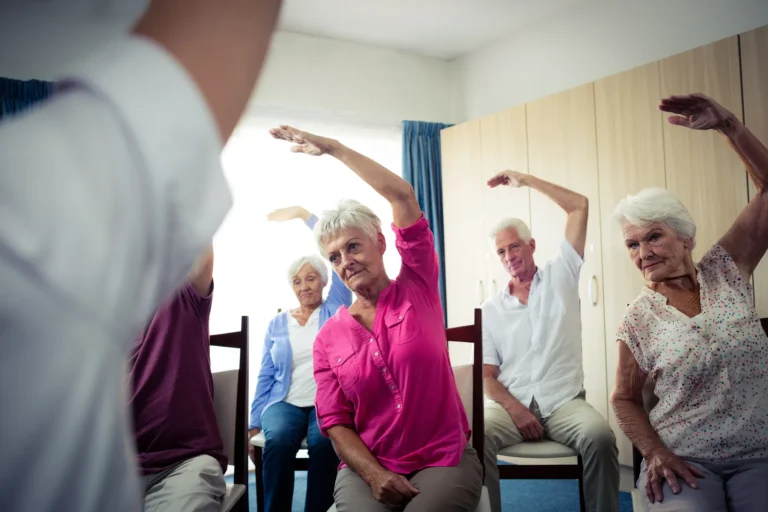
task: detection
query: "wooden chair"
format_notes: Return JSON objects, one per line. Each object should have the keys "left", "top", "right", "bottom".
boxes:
{"left": 250, "top": 309, "right": 310, "bottom": 512}
{"left": 211, "top": 316, "right": 250, "bottom": 512}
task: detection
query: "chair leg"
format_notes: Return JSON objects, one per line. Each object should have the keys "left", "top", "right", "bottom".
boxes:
{"left": 255, "top": 447, "right": 265, "bottom": 512}
{"left": 577, "top": 455, "right": 586, "bottom": 512}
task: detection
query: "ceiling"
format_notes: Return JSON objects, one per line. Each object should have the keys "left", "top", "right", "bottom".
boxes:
{"left": 277, "top": 0, "right": 588, "bottom": 59}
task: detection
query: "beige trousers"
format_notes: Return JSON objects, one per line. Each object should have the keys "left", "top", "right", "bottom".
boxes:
{"left": 333, "top": 445, "right": 483, "bottom": 512}
{"left": 484, "top": 394, "right": 619, "bottom": 512}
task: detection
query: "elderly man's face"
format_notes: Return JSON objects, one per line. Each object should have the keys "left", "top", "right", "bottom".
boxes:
{"left": 291, "top": 263, "right": 324, "bottom": 309}
{"left": 494, "top": 228, "right": 536, "bottom": 280}
{"left": 324, "top": 228, "right": 386, "bottom": 292}
{"left": 622, "top": 221, "right": 692, "bottom": 282}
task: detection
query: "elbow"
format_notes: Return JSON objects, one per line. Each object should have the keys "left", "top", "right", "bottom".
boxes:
{"left": 576, "top": 195, "right": 589, "bottom": 212}
{"left": 390, "top": 182, "right": 416, "bottom": 203}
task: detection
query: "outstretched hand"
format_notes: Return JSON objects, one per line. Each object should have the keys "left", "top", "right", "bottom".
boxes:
{"left": 488, "top": 170, "right": 527, "bottom": 188}
{"left": 266, "top": 206, "right": 310, "bottom": 223}
{"left": 659, "top": 93, "right": 737, "bottom": 132}
{"left": 269, "top": 125, "right": 339, "bottom": 156}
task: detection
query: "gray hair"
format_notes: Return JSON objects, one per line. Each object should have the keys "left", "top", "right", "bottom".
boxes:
{"left": 612, "top": 187, "right": 697, "bottom": 248}
{"left": 490, "top": 217, "right": 533, "bottom": 243}
{"left": 287, "top": 254, "right": 329, "bottom": 286}
{"left": 315, "top": 199, "right": 382, "bottom": 254}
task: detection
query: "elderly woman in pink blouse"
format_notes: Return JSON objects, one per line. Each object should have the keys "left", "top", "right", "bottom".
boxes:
{"left": 610, "top": 93, "right": 768, "bottom": 511}
{"left": 269, "top": 125, "right": 483, "bottom": 512}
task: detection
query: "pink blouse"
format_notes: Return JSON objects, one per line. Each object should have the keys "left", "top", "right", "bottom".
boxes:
{"left": 313, "top": 215, "right": 470, "bottom": 474}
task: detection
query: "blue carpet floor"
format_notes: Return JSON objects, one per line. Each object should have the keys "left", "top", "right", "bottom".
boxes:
{"left": 227, "top": 472, "right": 634, "bottom": 511}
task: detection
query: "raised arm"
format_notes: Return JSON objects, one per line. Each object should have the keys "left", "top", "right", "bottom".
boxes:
{"left": 610, "top": 342, "right": 702, "bottom": 504}
{"left": 660, "top": 93, "right": 768, "bottom": 279}
{"left": 488, "top": 171, "right": 588, "bottom": 257}
{"left": 269, "top": 126, "right": 421, "bottom": 228}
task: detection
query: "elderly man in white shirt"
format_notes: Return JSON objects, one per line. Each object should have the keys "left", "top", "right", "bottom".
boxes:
{"left": 0, "top": 1, "right": 282, "bottom": 511}
{"left": 481, "top": 171, "right": 619, "bottom": 512}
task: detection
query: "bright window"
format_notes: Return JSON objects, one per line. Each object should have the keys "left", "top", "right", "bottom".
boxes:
{"left": 209, "top": 110, "right": 403, "bottom": 406}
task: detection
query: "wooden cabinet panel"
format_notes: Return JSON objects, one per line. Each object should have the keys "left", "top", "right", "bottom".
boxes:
{"left": 741, "top": 26, "right": 768, "bottom": 317}
{"left": 594, "top": 61, "right": 667, "bottom": 467}
{"left": 441, "top": 121, "right": 484, "bottom": 364}
{"left": 479, "top": 105, "right": 531, "bottom": 302}
{"left": 525, "top": 84, "right": 608, "bottom": 419}
{"left": 659, "top": 37, "right": 747, "bottom": 262}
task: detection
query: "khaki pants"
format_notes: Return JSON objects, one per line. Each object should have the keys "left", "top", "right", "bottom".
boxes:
{"left": 484, "top": 394, "right": 619, "bottom": 512}
{"left": 143, "top": 455, "right": 225, "bottom": 512}
{"left": 333, "top": 445, "right": 483, "bottom": 512}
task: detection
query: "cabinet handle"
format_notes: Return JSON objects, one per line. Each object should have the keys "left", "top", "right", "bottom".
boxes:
{"left": 477, "top": 280, "right": 484, "bottom": 305}
{"left": 491, "top": 279, "right": 498, "bottom": 297}
{"left": 588, "top": 275, "right": 598, "bottom": 306}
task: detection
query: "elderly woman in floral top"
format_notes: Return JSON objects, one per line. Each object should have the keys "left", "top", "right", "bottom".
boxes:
{"left": 610, "top": 93, "right": 768, "bottom": 511}
{"left": 269, "top": 125, "right": 482, "bottom": 512}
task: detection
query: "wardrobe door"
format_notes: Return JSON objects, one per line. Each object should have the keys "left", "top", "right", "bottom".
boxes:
{"left": 526, "top": 84, "right": 608, "bottom": 419}
{"left": 479, "top": 105, "right": 531, "bottom": 302}
{"left": 659, "top": 36, "right": 747, "bottom": 262}
{"left": 595, "top": 61, "right": 666, "bottom": 466}
{"left": 741, "top": 26, "right": 768, "bottom": 317}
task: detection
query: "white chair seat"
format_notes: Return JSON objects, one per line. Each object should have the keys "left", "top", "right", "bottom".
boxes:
{"left": 498, "top": 440, "right": 578, "bottom": 459}
{"left": 327, "top": 485, "right": 491, "bottom": 512}
{"left": 219, "top": 483, "right": 246, "bottom": 512}
{"left": 250, "top": 432, "right": 308, "bottom": 450}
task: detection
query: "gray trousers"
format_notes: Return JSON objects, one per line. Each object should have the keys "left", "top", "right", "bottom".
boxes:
{"left": 484, "top": 394, "right": 619, "bottom": 512}
{"left": 143, "top": 454, "right": 226, "bottom": 512}
{"left": 638, "top": 457, "right": 768, "bottom": 511}
{"left": 333, "top": 445, "right": 483, "bottom": 512}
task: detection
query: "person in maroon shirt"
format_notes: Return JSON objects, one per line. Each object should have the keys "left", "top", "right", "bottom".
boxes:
{"left": 128, "top": 244, "right": 227, "bottom": 512}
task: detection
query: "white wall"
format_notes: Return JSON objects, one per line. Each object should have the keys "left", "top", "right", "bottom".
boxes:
{"left": 455, "top": 0, "right": 768, "bottom": 120}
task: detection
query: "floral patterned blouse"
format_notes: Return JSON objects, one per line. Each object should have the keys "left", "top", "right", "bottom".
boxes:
{"left": 617, "top": 243, "right": 768, "bottom": 461}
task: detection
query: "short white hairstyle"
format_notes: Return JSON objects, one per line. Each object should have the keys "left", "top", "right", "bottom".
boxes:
{"left": 315, "top": 199, "right": 382, "bottom": 253}
{"left": 490, "top": 217, "right": 533, "bottom": 243}
{"left": 612, "top": 187, "right": 697, "bottom": 248}
{"left": 287, "top": 254, "right": 329, "bottom": 286}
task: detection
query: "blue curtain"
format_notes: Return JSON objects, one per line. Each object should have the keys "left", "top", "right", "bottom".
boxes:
{"left": 402, "top": 120, "right": 453, "bottom": 324}
{"left": 0, "top": 77, "right": 54, "bottom": 120}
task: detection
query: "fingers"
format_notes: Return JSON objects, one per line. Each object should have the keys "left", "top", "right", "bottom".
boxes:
{"left": 649, "top": 471, "right": 664, "bottom": 503}
{"left": 685, "top": 463, "right": 706, "bottom": 479}
{"left": 534, "top": 420, "right": 545, "bottom": 439}
{"left": 663, "top": 467, "right": 681, "bottom": 495}
{"left": 677, "top": 463, "right": 701, "bottom": 489}
{"left": 666, "top": 116, "right": 691, "bottom": 127}
{"left": 400, "top": 477, "right": 420, "bottom": 496}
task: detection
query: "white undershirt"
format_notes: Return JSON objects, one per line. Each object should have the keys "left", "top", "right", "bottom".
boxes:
{"left": 284, "top": 309, "right": 320, "bottom": 408}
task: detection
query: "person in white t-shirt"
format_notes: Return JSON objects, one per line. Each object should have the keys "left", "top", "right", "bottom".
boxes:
{"left": 0, "top": 1, "right": 282, "bottom": 511}
{"left": 480, "top": 171, "right": 619, "bottom": 512}
{"left": 248, "top": 206, "right": 352, "bottom": 512}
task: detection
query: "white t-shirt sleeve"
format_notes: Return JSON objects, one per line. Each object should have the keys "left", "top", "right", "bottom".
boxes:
{"left": 0, "top": 35, "right": 232, "bottom": 338}
{"left": 550, "top": 237, "right": 584, "bottom": 286}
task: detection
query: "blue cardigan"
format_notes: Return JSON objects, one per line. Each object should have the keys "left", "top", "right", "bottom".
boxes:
{"left": 249, "top": 215, "right": 352, "bottom": 429}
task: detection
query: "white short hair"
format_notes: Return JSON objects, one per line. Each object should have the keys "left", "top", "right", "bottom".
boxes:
{"left": 315, "top": 199, "right": 382, "bottom": 253}
{"left": 490, "top": 217, "right": 532, "bottom": 243}
{"left": 612, "top": 187, "right": 696, "bottom": 248}
{"left": 287, "top": 254, "right": 329, "bottom": 286}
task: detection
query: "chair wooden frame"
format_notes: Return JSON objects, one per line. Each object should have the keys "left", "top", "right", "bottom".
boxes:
{"left": 446, "top": 308, "right": 486, "bottom": 478}
{"left": 631, "top": 317, "right": 768, "bottom": 486}
{"left": 211, "top": 316, "right": 250, "bottom": 512}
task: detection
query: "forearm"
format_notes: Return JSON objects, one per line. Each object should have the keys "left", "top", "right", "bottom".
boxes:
{"left": 484, "top": 376, "right": 526, "bottom": 414}
{"left": 330, "top": 144, "right": 413, "bottom": 203}
{"left": 133, "top": 0, "right": 282, "bottom": 142}
{"left": 523, "top": 175, "right": 588, "bottom": 214}
{"left": 721, "top": 121, "right": 768, "bottom": 193}
{"left": 328, "top": 425, "right": 385, "bottom": 483}
{"left": 611, "top": 397, "right": 667, "bottom": 458}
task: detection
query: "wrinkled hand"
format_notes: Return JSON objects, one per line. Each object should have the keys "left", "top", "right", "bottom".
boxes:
{"left": 488, "top": 170, "right": 527, "bottom": 188}
{"left": 659, "top": 93, "right": 738, "bottom": 132}
{"left": 266, "top": 206, "right": 308, "bottom": 222}
{"left": 369, "top": 469, "right": 420, "bottom": 507}
{"left": 645, "top": 448, "right": 704, "bottom": 504}
{"left": 269, "top": 125, "right": 339, "bottom": 156}
{"left": 508, "top": 405, "right": 544, "bottom": 441}
{"left": 247, "top": 428, "right": 261, "bottom": 465}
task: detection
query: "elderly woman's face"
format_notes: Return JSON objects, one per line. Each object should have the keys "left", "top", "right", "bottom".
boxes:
{"left": 324, "top": 227, "right": 386, "bottom": 291}
{"left": 291, "top": 263, "right": 324, "bottom": 308}
{"left": 622, "top": 221, "right": 692, "bottom": 282}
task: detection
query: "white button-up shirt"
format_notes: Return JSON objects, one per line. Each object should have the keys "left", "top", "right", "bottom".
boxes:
{"left": 0, "top": 36, "right": 231, "bottom": 512}
{"left": 482, "top": 238, "right": 584, "bottom": 418}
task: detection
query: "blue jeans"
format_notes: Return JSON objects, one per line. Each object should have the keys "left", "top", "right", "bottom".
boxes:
{"left": 261, "top": 402, "right": 339, "bottom": 512}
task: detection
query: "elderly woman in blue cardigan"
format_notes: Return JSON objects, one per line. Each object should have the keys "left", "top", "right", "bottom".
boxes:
{"left": 248, "top": 205, "right": 353, "bottom": 512}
